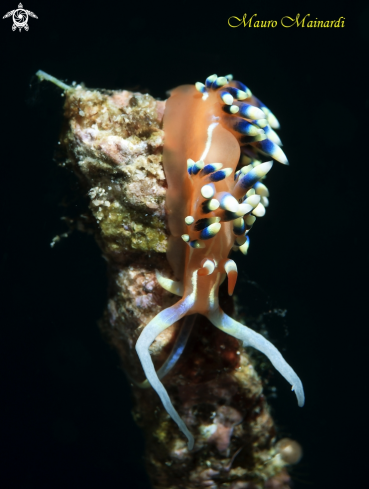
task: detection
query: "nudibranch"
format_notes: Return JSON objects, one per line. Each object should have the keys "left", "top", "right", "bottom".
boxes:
{"left": 136, "top": 74, "right": 304, "bottom": 450}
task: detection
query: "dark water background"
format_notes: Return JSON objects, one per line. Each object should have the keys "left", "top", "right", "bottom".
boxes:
{"left": 1, "top": 1, "right": 367, "bottom": 488}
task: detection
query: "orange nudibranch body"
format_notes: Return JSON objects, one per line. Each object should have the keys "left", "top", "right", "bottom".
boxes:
{"left": 163, "top": 84, "right": 240, "bottom": 313}
{"left": 137, "top": 75, "right": 303, "bottom": 451}
{"left": 163, "top": 75, "right": 285, "bottom": 312}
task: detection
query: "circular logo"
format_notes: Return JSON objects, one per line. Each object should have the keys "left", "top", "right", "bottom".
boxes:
{"left": 12, "top": 8, "right": 28, "bottom": 28}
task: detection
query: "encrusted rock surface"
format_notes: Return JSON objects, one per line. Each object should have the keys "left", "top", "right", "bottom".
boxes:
{"left": 52, "top": 79, "right": 300, "bottom": 489}
{"left": 61, "top": 86, "right": 167, "bottom": 259}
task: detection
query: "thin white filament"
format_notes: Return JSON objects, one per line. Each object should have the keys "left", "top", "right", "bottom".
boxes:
{"left": 133, "top": 315, "right": 196, "bottom": 389}
{"left": 207, "top": 308, "right": 305, "bottom": 407}
{"left": 136, "top": 296, "right": 195, "bottom": 450}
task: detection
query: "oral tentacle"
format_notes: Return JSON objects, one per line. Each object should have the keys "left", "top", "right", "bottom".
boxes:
{"left": 129, "top": 314, "right": 196, "bottom": 389}
{"left": 155, "top": 270, "right": 184, "bottom": 297}
{"left": 136, "top": 296, "right": 196, "bottom": 450}
{"left": 207, "top": 308, "right": 305, "bottom": 407}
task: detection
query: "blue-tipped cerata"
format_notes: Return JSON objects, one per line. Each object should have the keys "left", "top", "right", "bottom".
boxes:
{"left": 238, "top": 103, "right": 265, "bottom": 120}
{"left": 224, "top": 87, "right": 247, "bottom": 100}
{"left": 238, "top": 168, "right": 264, "bottom": 189}
{"left": 233, "top": 219, "right": 246, "bottom": 236}
{"left": 209, "top": 170, "right": 229, "bottom": 182}
{"left": 254, "top": 139, "right": 288, "bottom": 164}
{"left": 232, "top": 80, "right": 251, "bottom": 95}
{"left": 199, "top": 223, "right": 221, "bottom": 240}
{"left": 211, "top": 77, "right": 227, "bottom": 89}
{"left": 192, "top": 161, "right": 204, "bottom": 175}
{"left": 205, "top": 74, "right": 217, "bottom": 88}
{"left": 232, "top": 119, "right": 262, "bottom": 136}
{"left": 201, "top": 164, "right": 220, "bottom": 175}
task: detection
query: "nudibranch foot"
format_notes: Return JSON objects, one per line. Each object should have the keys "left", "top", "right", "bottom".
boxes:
{"left": 207, "top": 309, "right": 305, "bottom": 407}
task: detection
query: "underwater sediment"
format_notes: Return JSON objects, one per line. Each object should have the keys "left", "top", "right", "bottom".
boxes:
{"left": 39, "top": 71, "right": 301, "bottom": 489}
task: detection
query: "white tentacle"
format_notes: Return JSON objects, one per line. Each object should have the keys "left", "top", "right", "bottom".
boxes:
{"left": 207, "top": 308, "right": 305, "bottom": 407}
{"left": 155, "top": 270, "right": 184, "bottom": 296}
{"left": 135, "top": 295, "right": 195, "bottom": 449}
{"left": 132, "top": 315, "right": 196, "bottom": 389}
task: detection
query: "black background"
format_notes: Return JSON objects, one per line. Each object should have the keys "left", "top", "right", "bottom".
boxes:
{"left": 1, "top": 1, "right": 368, "bottom": 488}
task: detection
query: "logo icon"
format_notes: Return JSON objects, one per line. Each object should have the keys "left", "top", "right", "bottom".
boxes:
{"left": 3, "top": 3, "right": 38, "bottom": 31}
